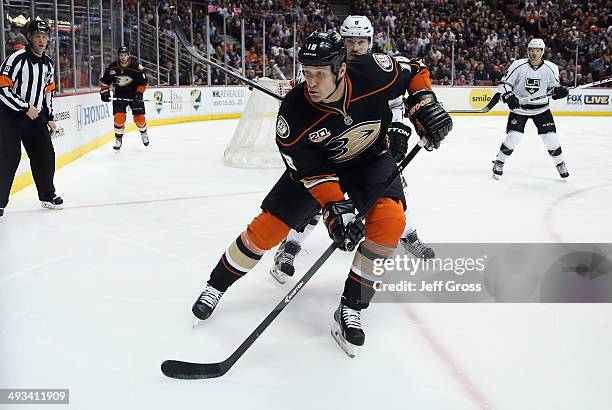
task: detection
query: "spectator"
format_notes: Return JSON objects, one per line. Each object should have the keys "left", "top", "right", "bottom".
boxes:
{"left": 474, "top": 63, "right": 490, "bottom": 82}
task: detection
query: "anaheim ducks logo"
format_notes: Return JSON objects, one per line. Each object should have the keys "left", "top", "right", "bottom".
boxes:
{"left": 114, "top": 75, "right": 134, "bottom": 87}
{"left": 325, "top": 121, "right": 381, "bottom": 162}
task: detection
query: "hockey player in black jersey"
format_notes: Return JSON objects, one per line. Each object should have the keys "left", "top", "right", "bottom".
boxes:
{"left": 100, "top": 47, "right": 149, "bottom": 150}
{"left": 270, "top": 16, "right": 435, "bottom": 284}
{"left": 191, "top": 32, "right": 452, "bottom": 357}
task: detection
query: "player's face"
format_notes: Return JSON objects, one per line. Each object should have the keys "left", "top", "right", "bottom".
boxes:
{"left": 303, "top": 65, "right": 340, "bottom": 102}
{"left": 528, "top": 48, "right": 543, "bottom": 64}
{"left": 119, "top": 53, "right": 130, "bottom": 65}
{"left": 29, "top": 32, "right": 49, "bottom": 56}
{"left": 344, "top": 37, "right": 370, "bottom": 60}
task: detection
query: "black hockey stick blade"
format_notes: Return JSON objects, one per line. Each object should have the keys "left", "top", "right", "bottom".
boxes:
{"left": 171, "top": 14, "right": 284, "bottom": 102}
{"left": 161, "top": 360, "right": 227, "bottom": 379}
{"left": 447, "top": 92, "right": 500, "bottom": 114}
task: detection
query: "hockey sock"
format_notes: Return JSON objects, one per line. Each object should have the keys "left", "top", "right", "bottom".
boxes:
{"left": 208, "top": 232, "right": 264, "bottom": 292}
{"left": 114, "top": 113, "right": 126, "bottom": 137}
{"left": 540, "top": 132, "right": 565, "bottom": 165}
{"left": 209, "top": 211, "right": 290, "bottom": 291}
{"left": 496, "top": 131, "right": 523, "bottom": 162}
{"left": 342, "top": 199, "right": 405, "bottom": 309}
{"left": 134, "top": 114, "right": 147, "bottom": 133}
{"left": 342, "top": 240, "right": 394, "bottom": 310}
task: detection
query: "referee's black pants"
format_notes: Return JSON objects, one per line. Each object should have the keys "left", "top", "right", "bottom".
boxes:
{"left": 0, "top": 111, "right": 56, "bottom": 208}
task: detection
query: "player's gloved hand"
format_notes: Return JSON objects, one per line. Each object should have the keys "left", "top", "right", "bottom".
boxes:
{"left": 134, "top": 92, "right": 144, "bottom": 102}
{"left": 502, "top": 92, "right": 520, "bottom": 109}
{"left": 386, "top": 122, "right": 411, "bottom": 162}
{"left": 551, "top": 86, "right": 569, "bottom": 100}
{"left": 406, "top": 90, "right": 452, "bottom": 151}
{"left": 100, "top": 89, "right": 110, "bottom": 103}
{"left": 322, "top": 200, "right": 365, "bottom": 252}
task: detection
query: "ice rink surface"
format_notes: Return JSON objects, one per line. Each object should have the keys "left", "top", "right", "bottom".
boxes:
{"left": 1, "top": 115, "right": 611, "bottom": 409}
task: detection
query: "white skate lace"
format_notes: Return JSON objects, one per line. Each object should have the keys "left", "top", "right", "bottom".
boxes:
{"left": 198, "top": 285, "right": 223, "bottom": 309}
{"left": 342, "top": 306, "right": 362, "bottom": 330}
{"left": 279, "top": 242, "right": 300, "bottom": 265}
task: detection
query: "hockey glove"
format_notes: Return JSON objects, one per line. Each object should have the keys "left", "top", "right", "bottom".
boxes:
{"left": 502, "top": 92, "right": 520, "bottom": 110}
{"left": 406, "top": 90, "right": 452, "bottom": 151}
{"left": 134, "top": 92, "right": 144, "bottom": 102}
{"left": 322, "top": 200, "right": 365, "bottom": 252}
{"left": 100, "top": 89, "right": 110, "bottom": 103}
{"left": 551, "top": 86, "right": 569, "bottom": 100}
{"left": 387, "top": 122, "right": 411, "bottom": 162}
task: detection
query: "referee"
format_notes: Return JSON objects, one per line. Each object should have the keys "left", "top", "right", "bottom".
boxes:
{"left": 0, "top": 20, "right": 62, "bottom": 218}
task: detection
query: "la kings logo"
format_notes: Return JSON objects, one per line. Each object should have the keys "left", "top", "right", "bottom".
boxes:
{"left": 525, "top": 78, "right": 541, "bottom": 95}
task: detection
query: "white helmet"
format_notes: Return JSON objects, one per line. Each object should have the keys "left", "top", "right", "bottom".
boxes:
{"left": 340, "top": 15, "right": 374, "bottom": 49}
{"left": 527, "top": 38, "right": 545, "bottom": 50}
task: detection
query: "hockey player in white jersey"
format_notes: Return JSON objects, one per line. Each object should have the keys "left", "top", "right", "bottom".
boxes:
{"left": 270, "top": 15, "right": 435, "bottom": 285}
{"left": 493, "top": 38, "right": 569, "bottom": 180}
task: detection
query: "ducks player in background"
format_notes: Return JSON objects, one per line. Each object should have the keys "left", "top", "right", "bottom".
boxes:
{"left": 100, "top": 47, "right": 149, "bottom": 151}
{"left": 493, "top": 38, "right": 569, "bottom": 180}
{"left": 270, "top": 16, "right": 436, "bottom": 286}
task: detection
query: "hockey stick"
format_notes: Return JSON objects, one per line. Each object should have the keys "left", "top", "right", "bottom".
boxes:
{"left": 172, "top": 14, "right": 284, "bottom": 102}
{"left": 111, "top": 97, "right": 176, "bottom": 104}
{"left": 446, "top": 92, "right": 500, "bottom": 114}
{"left": 524, "top": 77, "right": 612, "bottom": 103}
{"left": 160, "top": 138, "right": 427, "bottom": 380}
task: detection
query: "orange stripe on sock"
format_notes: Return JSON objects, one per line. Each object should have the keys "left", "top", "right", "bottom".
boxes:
{"left": 221, "top": 254, "right": 245, "bottom": 277}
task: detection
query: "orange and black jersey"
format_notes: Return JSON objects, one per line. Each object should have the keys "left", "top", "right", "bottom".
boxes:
{"left": 275, "top": 53, "right": 431, "bottom": 207}
{"left": 100, "top": 59, "right": 148, "bottom": 98}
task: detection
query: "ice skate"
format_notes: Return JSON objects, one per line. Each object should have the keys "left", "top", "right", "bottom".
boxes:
{"left": 400, "top": 230, "right": 435, "bottom": 259}
{"left": 492, "top": 160, "right": 504, "bottom": 179}
{"left": 113, "top": 137, "right": 123, "bottom": 151}
{"left": 556, "top": 161, "right": 569, "bottom": 180}
{"left": 270, "top": 240, "right": 301, "bottom": 284}
{"left": 331, "top": 303, "right": 365, "bottom": 358}
{"left": 141, "top": 131, "right": 149, "bottom": 146}
{"left": 192, "top": 284, "right": 224, "bottom": 325}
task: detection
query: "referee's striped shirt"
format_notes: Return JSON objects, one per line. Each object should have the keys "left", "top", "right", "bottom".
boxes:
{"left": 0, "top": 46, "right": 55, "bottom": 120}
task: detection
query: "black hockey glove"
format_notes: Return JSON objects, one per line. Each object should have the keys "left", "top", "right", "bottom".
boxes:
{"left": 502, "top": 92, "right": 520, "bottom": 110}
{"left": 386, "top": 122, "right": 411, "bottom": 162}
{"left": 100, "top": 89, "right": 110, "bottom": 103}
{"left": 406, "top": 90, "right": 452, "bottom": 151}
{"left": 551, "top": 86, "right": 569, "bottom": 100}
{"left": 322, "top": 200, "right": 365, "bottom": 252}
{"left": 134, "top": 92, "right": 144, "bottom": 102}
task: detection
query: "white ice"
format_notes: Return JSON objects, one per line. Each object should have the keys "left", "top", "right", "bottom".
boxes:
{"left": 1, "top": 116, "right": 612, "bottom": 410}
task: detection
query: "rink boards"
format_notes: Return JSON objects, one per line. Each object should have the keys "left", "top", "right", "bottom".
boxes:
{"left": 10, "top": 85, "right": 610, "bottom": 196}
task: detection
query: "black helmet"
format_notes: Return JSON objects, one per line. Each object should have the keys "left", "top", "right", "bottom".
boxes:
{"left": 118, "top": 46, "right": 130, "bottom": 55}
{"left": 299, "top": 32, "right": 346, "bottom": 76}
{"left": 26, "top": 20, "right": 50, "bottom": 37}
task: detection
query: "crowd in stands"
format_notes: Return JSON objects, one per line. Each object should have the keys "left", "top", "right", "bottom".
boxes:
{"left": 353, "top": 0, "right": 611, "bottom": 86}
{"left": 181, "top": 0, "right": 339, "bottom": 84}
{"left": 3, "top": 0, "right": 610, "bottom": 90}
